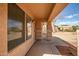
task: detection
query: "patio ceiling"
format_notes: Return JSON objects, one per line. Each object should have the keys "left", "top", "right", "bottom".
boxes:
{"left": 17, "top": 3, "right": 68, "bottom": 21}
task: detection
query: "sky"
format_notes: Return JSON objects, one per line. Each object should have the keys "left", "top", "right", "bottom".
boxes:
{"left": 9, "top": 19, "right": 22, "bottom": 29}
{"left": 54, "top": 3, "right": 79, "bottom": 26}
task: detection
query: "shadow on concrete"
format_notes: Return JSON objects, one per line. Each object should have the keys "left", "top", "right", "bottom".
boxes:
{"left": 49, "top": 36, "right": 77, "bottom": 56}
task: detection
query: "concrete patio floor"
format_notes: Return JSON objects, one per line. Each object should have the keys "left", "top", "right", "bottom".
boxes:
{"left": 26, "top": 32, "right": 77, "bottom": 56}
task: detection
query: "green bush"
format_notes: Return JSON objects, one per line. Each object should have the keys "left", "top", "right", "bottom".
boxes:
{"left": 72, "top": 25, "right": 79, "bottom": 31}
{"left": 64, "top": 29, "right": 74, "bottom": 32}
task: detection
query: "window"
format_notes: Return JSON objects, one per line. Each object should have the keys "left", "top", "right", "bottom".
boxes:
{"left": 8, "top": 4, "right": 25, "bottom": 51}
{"left": 41, "top": 22, "right": 47, "bottom": 38}
{"left": 27, "top": 19, "right": 32, "bottom": 39}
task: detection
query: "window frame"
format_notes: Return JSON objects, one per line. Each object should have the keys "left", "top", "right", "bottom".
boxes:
{"left": 8, "top": 4, "right": 25, "bottom": 52}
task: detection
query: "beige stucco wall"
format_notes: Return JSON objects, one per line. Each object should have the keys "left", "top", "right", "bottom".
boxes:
{"left": 8, "top": 38, "right": 35, "bottom": 56}
{"left": 0, "top": 4, "right": 8, "bottom": 56}
{"left": 0, "top": 4, "right": 35, "bottom": 56}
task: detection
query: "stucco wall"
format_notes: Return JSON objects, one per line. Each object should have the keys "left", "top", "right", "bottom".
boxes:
{"left": 0, "top": 4, "right": 35, "bottom": 56}
{"left": 8, "top": 38, "right": 35, "bottom": 56}
{"left": 0, "top": 4, "right": 8, "bottom": 56}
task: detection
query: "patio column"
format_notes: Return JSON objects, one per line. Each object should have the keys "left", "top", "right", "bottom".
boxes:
{"left": 32, "top": 21, "right": 35, "bottom": 40}
{"left": 47, "top": 21, "right": 52, "bottom": 39}
{"left": 77, "top": 30, "right": 79, "bottom": 56}
{"left": 35, "top": 20, "right": 42, "bottom": 40}
{"left": 52, "top": 22, "right": 56, "bottom": 32}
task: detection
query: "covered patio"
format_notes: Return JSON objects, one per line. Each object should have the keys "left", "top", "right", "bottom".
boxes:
{"left": 0, "top": 3, "right": 77, "bottom": 56}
